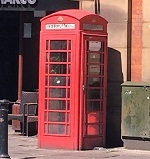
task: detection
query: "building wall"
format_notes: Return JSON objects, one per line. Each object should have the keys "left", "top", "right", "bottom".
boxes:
{"left": 81, "top": 0, "right": 128, "bottom": 81}
{"left": 101, "top": 0, "right": 128, "bottom": 82}
{"left": 80, "top": 1, "right": 95, "bottom": 12}
{"left": 142, "top": 0, "right": 150, "bottom": 81}
{"left": 131, "top": 0, "right": 142, "bottom": 81}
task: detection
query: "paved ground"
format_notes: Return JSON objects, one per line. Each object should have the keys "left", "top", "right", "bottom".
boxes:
{"left": 8, "top": 126, "right": 150, "bottom": 159}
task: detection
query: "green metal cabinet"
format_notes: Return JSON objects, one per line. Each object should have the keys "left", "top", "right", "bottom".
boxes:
{"left": 121, "top": 82, "right": 150, "bottom": 139}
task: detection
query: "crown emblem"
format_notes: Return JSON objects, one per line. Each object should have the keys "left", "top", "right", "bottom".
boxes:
{"left": 92, "top": 18, "right": 96, "bottom": 23}
{"left": 57, "top": 16, "right": 63, "bottom": 22}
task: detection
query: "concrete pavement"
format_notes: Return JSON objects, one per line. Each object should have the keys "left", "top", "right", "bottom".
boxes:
{"left": 8, "top": 126, "right": 150, "bottom": 159}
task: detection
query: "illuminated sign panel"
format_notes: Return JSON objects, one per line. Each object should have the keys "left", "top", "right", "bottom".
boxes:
{"left": 46, "top": 24, "right": 75, "bottom": 30}
{"left": 83, "top": 24, "right": 103, "bottom": 31}
{"left": 0, "top": 0, "right": 79, "bottom": 11}
{"left": 0, "top": 0, "right": 36, "bottom": 5}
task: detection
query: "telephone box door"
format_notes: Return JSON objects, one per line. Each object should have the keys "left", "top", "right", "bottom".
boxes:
{"left": 82, "top": 35, "right": 107, "bottom": 149}
{"left": 39, "top": 34, "right": 78, "bottom": 149}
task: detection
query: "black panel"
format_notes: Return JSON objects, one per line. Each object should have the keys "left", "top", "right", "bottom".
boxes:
{"left": 0, "top": 11, "right": 19, "bottom": 102}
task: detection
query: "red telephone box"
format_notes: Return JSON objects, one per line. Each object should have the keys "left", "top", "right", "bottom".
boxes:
{"left": 38, "top": 9, "right": 108, "bottom": 150}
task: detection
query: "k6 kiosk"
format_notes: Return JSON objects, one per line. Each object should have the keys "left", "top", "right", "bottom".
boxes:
{"left": 38, "top": 9, "right": 108, "bottom": 150}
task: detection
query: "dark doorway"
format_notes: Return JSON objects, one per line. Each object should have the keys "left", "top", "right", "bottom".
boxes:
{"left": 0, "top": 11, "right": 19, "bottom": 103}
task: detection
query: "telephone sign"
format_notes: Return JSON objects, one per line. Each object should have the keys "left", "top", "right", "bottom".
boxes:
{"left": 83, "top": 24, "right": 103, "bottom": 31}
{"left": 46, "top": 24, "right": 75, "bottom": 30}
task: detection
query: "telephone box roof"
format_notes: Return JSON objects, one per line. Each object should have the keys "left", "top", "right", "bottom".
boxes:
{"left": 41, "top": 9, "right": 108, "bottom": 23}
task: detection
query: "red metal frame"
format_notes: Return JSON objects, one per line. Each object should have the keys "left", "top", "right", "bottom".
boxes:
{"left": 39, "top": 9, "right": 108, "bottom": 150}
{"left": 80, "top": 35, "right": 107, "bottom": 149}
{"left": 39, "top": 34, "right": 79, "bottom": 149}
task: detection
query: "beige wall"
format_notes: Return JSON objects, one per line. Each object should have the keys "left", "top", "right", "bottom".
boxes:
{"left": 80, "top": 1, "right": 95, "bottom": 12}
{"left": 101, "top": 0, "right": 128, "bottom": 81}
{"left": 142, "top": 0, "right": 150, "bottom": 81}
{"left": 81, "top": 0, "right": 128, "bottom": 81}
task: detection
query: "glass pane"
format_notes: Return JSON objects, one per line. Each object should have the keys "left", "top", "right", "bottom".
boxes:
{"left": 48, "top": 112, "right": 65, "bottom": 122}
{"left": 50, "top": 40, "right": 67, "bottom": 50}
{"left": 87, "top": 124, "right": 99, "bottom": 135}
{"left": 88, "top": 65, "right": 100, "bottom": 74}
{"left": 101, "top": 101, "right": 103, "bottom": 111}
{"left": 50, "top": 76, "right": 66, "bottom": 86}
{"left": 100, "top": 112, "right": 103, "bottom": 122}
{"left": 100, "top": 42, "right": 104, "bottom": 52}
{"left": 45, "top": 88, "right": 49, "bottom": 98}
{"left": 68, "top": 40, "right": 71, "bottom": 50}
{"left": 100, "top": 65, "right": 104, "bottom": 75}
{"left": 45, "top": 100, "right": 48, "bottom": 109}
{"left": 88, "top": 89, "right": 100, "bottom": 99}
{"left": 44, "top": 111, "right": 47, "bottom": 121}
{"left": 100, "top": 78, "right": 104, "bottom": 87}
{"left": 45, "top": 64, "right": 48, "bottom": 74}
{"left": 101, "top": 89, "right": 104, "bottom": 99}
{"left": 45, "top": 76, "right": 48, "bottom": 86}
{"left": 50, "top": 52, "right": 67, "bottom": 62}
{"left": 44, "top": 124, "right": 47, "bottom": 133}
{"left": 67, "top": 113, "right": 70, "bottom": 122}
{"left": 87, "top": 112, "right": 99, "bottom": 123}
{"left": 100, "top": 53, "right": 104, "bottom": 64}
{"left": 49, "top": 100, "right": 66, "bottom": 110}
{"left": 68, "top": 52, "right": 71, "bottom": 62}
{"left": 68, "top": 77, "right": 70, "bottom": 86}
{"left": 46, "top": 40, "right": 49, "bottom": 50}
{"left": 46, "top": 52, "right": 49, "bottom": 62}
{"left": 88, "top": 41, "right": 101, "bottom": 51}
{"left": 50, "top": 64, "right": 67, "bottom": 74}
{"left": 67, "top": 89, "right": 70, "bottom": 98}
{"left": 87, "top": 101, "right": 100, "bottom": 111}
{"left": 68, "top": 65, "right": 71, "bottom": 74}
{"left": 67, "top": 101, "right": 70, "bottom": 110}
{"left": 88, "top": 77, "right": 100, "bottom": 87}
{"left": 50, "top": 88, "right": 66, "bottom": 98}
{"left": 66, "top": 125, "right": 70, "bottom": 135}
{"left": 48, "top": 124, "right": 65, "bottom": 134}
{"left": 88, "top": 53, "right": 100, "bottom": 63}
